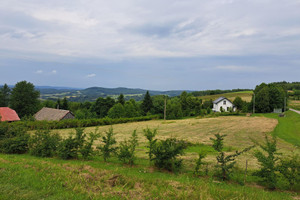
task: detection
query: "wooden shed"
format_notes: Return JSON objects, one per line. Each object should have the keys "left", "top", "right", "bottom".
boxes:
{"left": 34, "top": 107, "right": 75, "bottom": 121}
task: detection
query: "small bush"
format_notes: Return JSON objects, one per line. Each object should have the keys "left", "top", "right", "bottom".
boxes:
{"left": 0, "top": 134, "right": 30, "bottom": 154}
{"left": 29, "top": 130, "right": 61, "bottom": 157}
{"left": 80, "top": 129, "right": 100, "bottom": 160}
{"left": 97, "top": 127, "right": 117, "bottom": 162}
{"left": 0, "top": 124, "right": 29, "bottom": 154}
{"left": 252, "top": 135, "right": 280, "bottom": 190}
{"left": 57, "top": 128, "right": 86, "bottom": 160}
{"left": 194, "top": 151, "right": 207, "bottom": 176}
{"left": 118, "top": 130, "right": 138, "bottom": 165}
{"left": 143, "top": 128, "right": 157, "bottom": 162}
{"left": 278, "top": 154, "right": 300, "bottom": 190}
{"left": 152, "top": 138, "right": 187, "bottom": 172}
{"left": 57, "top": 136, "right": 79, "bottom": 160}
{"left": 211, "top": 133, "right": 253, "bottom": 180}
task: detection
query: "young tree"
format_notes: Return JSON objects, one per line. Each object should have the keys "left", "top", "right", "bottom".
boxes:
{"left": 252, "top": 135, "right": 280, "bottom": 190}
{"left": 141, "top": 91, "right": 153, "bottom": 114}
{"left": 0, "top": 84, "right": 11, "bottom": 107}
{"left": 117, "top": 93, "right": 125, "bottom": 105}
{"left": 118, "top": 130, "right": 138, "bottom": 165}
{"left": 211, "top": 133, "right": 253, "bottom": 180}
{"left": 143, "top": 128, "right": 157, "bottom": 162}
{"left": 97, "top": 127, "right": 117, "bottom": 162}
{"left": 10, "top": 81, "right": 40, "bottom": 118}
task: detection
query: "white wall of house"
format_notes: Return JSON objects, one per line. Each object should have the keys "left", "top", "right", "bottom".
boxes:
{"left": 212, "top": 99, "right": 235, "bottom": 112}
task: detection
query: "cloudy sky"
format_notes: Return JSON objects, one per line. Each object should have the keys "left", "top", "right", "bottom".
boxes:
{"left": 0, "top": 0, "right": 300, "bottom": 90}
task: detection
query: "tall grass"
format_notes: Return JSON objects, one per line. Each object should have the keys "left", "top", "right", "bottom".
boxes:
{"left": 0, "top": 153, "right": 294, "bottom": 200}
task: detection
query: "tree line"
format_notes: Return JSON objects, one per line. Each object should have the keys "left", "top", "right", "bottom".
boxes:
{"left": 0, "top": 81, "right": 289, "bottom": 120}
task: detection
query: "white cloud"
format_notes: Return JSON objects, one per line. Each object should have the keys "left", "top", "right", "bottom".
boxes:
{"left": 86, "top": 73, "right": 96, "bottom": 78}
{"left": 51, "top": 70, "right": 57, "bottom": 74}
{"left": 0, "top": 0, "right": 299, "bottom": 59}
{"left": 35, "top": 70, "right": 43, "bottom": 74}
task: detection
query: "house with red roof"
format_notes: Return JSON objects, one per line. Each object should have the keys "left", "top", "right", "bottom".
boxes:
{"left": 0, "top": 107, "right": 21, "bottom": 122}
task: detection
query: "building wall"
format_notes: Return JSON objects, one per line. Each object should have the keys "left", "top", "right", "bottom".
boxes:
{"left": 213, "top": 99, "right": 235, "bottom": 112}
{"left": 62, "top": 112, "right": 75, "bottom": 120}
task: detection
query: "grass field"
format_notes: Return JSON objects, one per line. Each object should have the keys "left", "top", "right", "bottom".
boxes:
{"left": 2, "top": 113, "right": 300, "bottom": 199}
{"left": 254, "top": 110, "right": 300, "bottom": 147}
{"left": 199, "top": 91, "right": 253, "bottom": 102}
{"left": 0, "top": 153, "right": 295, "bottom": 200}
{"left": 289, "top": 100, "right": 300, "bottom": 110}
{"left": 39, "top": 115, "right": 297, "bottom": 170}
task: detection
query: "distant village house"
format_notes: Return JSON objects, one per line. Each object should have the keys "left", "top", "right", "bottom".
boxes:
{"left": 212, "top": 97, "right": 236, "bottom": 112}
{"left": 0, "top": 107, "right": 20, "bottom": 122}
{"left": 34, "top": 107, "right": 75, "bottom": 121}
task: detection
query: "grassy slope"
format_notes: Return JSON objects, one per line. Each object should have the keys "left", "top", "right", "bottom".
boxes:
{"left": 199, "top": 91, "right": 253, "bottom": 102}
{"left": 254, "top": 110, "right": 300, "bottom": 146}
{"left": 1, "top": 113, "right": 300, "bottom": 199}
{"left": 0, "top": 154, "right": 294, "bottom": 200}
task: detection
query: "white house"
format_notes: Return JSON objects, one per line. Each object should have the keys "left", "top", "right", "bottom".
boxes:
{"left": 212, "top": 97, "right": 236, "bottom": 112}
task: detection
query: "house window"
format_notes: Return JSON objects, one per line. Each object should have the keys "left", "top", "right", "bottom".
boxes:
{"left": 223, "top": 100, "right": 226, "bottom": 105}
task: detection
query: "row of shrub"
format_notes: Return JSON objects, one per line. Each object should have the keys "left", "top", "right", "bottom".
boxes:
{"left": 1, "top": 123, "right": 299, "bottom": 191}
{"left": 12, "top": 115, "right": 160, "bottom": 130}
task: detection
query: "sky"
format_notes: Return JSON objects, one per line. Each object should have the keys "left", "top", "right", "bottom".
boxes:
{"left": 0, "top": 0, "right": 300, "bottom": 91}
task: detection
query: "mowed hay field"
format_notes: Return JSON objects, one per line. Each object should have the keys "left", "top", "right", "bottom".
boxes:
{"left": 199, "top": 91, "right": 253, "bottom": 102}
{"left": 50, "top": 115, "right": 297, "bottom": 170}
{"left": 289, "top": 100, "right": 300, "bottom": 110}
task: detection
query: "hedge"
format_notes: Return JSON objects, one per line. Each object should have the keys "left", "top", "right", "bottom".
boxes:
{"left": 10, "top": 115, "right": 160, "bottom": 130}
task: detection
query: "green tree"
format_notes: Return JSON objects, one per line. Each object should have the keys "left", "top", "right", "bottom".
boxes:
{"left": 180, "top": 91, "right": 189, "bottom": 116}
{"left": 55, "top": 99, "right": 61, "bottom": 109}
{"left": 10, "top": 81, "right": 40, "bottom": 118}
{"left": 91, "top": 97, "right": 115, "bottom": 118}
{"left": 61, "top": 97, "right": 69, "bottom": 110}
{"left": 141, "top": 91, "right": 153, "bottom": 114}
{"left": 0, "top": 84, "right": 11, "bottom": 107}
{"left": 166, "top": 98, "right": 183, "bottom": 119}
{"left": 118, "top": 130, "right": 138, "bottom": 165}
{"left": 117, "top": 93, "right": 125, "bottom": 105}
{"left": 252, "top": 135, "right": 279, "bottom": 190}
{"left": 233, "top": 96, "right": 244, "bottom": 110}
{"left": 211, "top": 133, "right": 253, "bottom": 180}
{"left": 255, "top": 86, "right": 270, "bottom": 113}
{"left": 143, "top": 128, "right": 157, "bottom": 162}
{"left": 202, "top": 99, "right": 213, "bottom": 109}
{"left": 107, "top": 103, "right": 125, "bottom": 118}
{"left": 97, "top": 127, "right": 117, "bottom": 162}
{"left": 124, "top": 99, "right": 140, "bottom": 118}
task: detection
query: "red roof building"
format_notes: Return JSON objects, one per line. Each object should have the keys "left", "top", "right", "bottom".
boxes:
{"left": 0, "top": 107, "right": 20, "bottom": 122}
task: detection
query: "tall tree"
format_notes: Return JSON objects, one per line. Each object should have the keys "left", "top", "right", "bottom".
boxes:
{"left": 255, "top": 86, "right": 270, "bottom": 113}
{"left": 0, "top": 84, "right": 11, "bottom": 107}
{"left": 55, "top": 99, "right": 61, "bottom": 109}
{"left": 61, "top": 97, "right": 69, "bottom": 110}
{"left": 233, "top": 96, "right": 244, "bottom": 110}
{"left": 141, "top": 91, "right": 153, "bottom": 114}
{"left": 91, "top": 97, "right": 115, "bottom": 118}
{"left": 10, "top": 81, "right": 40, "bottom": 118}
{"left": 117, "top": 94, "right": 125, "bottom": 105}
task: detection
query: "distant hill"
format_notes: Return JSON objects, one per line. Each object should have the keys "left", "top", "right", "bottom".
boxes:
{"left": 37, "top": 86, "right": 192, "bottom": 102}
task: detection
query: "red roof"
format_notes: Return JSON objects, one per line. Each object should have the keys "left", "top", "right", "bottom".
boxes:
{"left": 0, "top": 107, "right": 20, "bottom": 122}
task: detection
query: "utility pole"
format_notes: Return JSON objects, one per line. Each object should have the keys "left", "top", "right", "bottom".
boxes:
{"left": 164, "top": 96, "right": 167, "bottom": 120}
{"left": 253, "top": 93, "right": 255, "bottom": 114}
{"left": 284, "top": 96, "right": 286, "bottom": 113}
